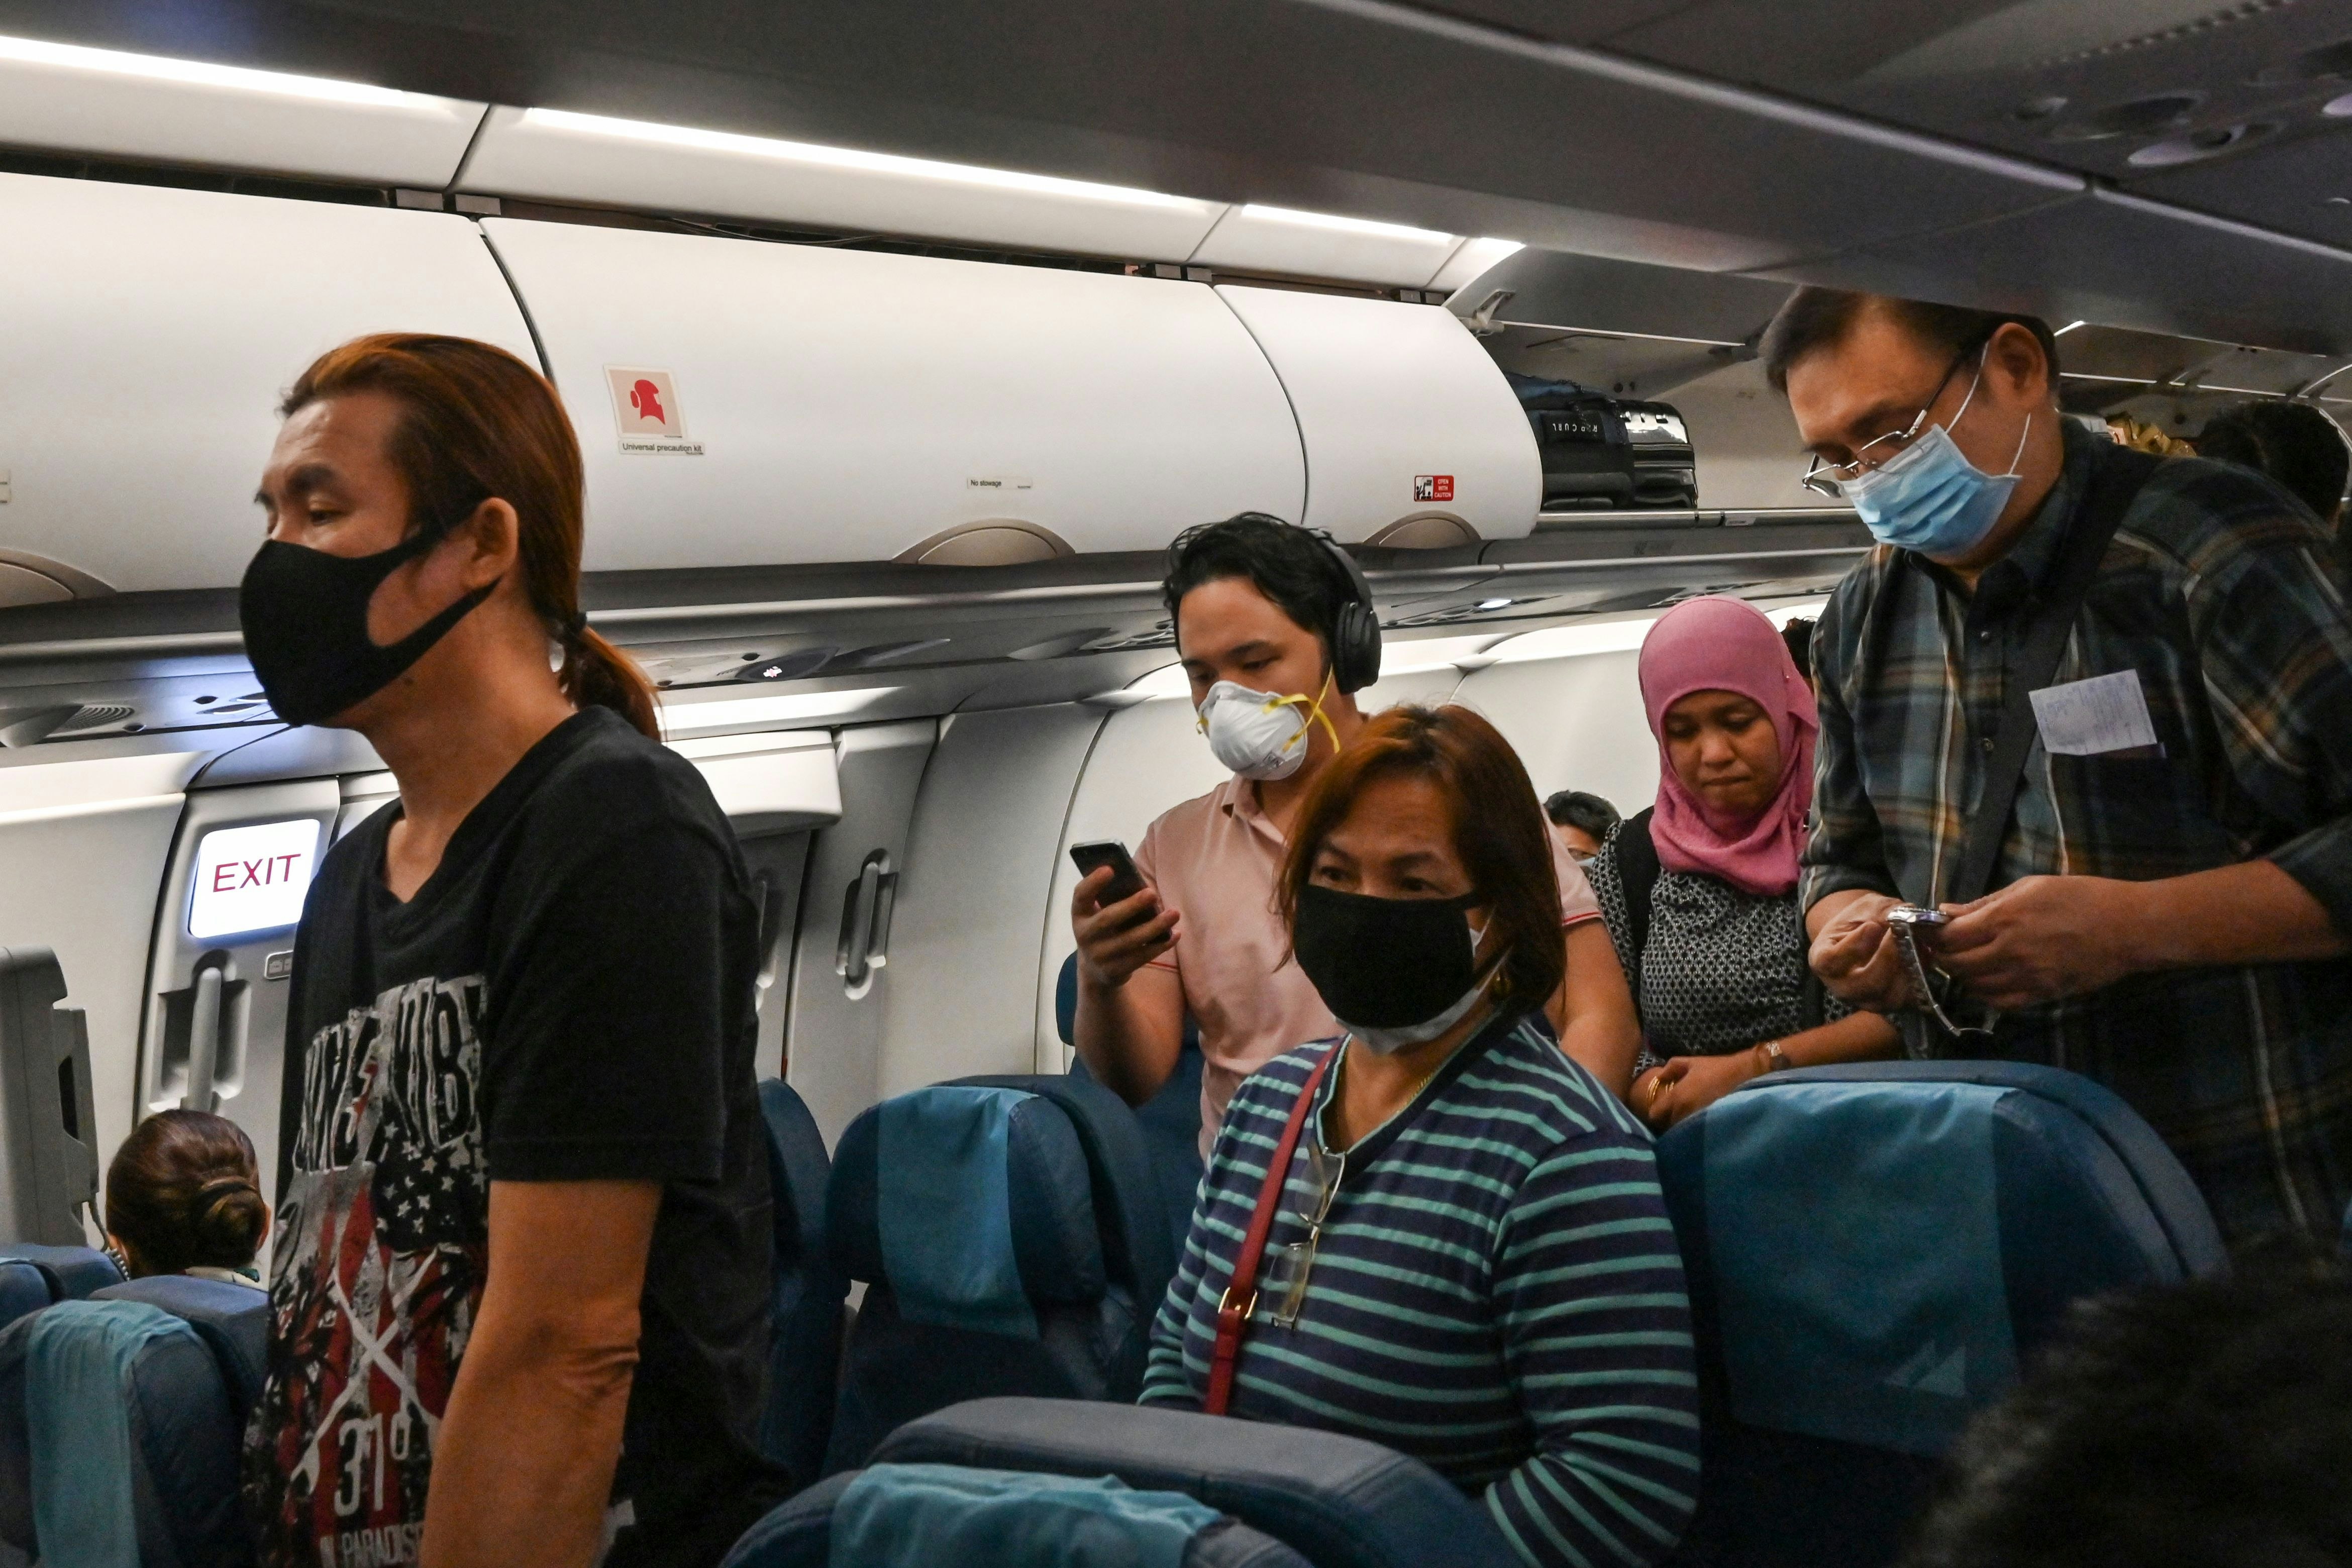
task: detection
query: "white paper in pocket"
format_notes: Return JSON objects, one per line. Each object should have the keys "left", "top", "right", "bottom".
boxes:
{"left": 2029, "top": 670, "right": 2161, "bottom": 757}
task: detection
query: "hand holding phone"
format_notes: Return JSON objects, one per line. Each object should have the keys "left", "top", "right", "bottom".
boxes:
{"left": 1068, "top": 840, "right": 1176, "bottom": 989}
{"left": 1069, "top": 840, "right": 1148, "bottom": 906}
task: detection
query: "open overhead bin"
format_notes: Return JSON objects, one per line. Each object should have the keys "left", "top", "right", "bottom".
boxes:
{"left": 0, "top": 174, "right": 539, "bottom": 595}
{"left": 480, "top": 218, "right": 1306, "bottom": 570}
{"left": 1216, "top": 286, "right": 1542, "bottom": 545}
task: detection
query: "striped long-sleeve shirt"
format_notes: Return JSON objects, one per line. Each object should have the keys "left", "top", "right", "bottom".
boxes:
{"left": 1141, "top": 1012, "right": 1699, "bottom": 1568}
{"left": 1802, "top": 419, "right": 2352, "bottom": 1242}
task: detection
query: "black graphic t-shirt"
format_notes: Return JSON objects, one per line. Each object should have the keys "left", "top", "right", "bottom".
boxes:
{"left": 245, "top": 707, "right": 777, "bottom": 1568}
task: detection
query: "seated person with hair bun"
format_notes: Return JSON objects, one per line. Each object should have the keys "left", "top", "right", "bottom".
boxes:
{"left": 102, "top": 1108, "right": 269, "bottom": 1288}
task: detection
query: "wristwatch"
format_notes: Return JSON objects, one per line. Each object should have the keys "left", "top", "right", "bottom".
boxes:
{"left": 1754, "top": 1039, "right": 1791, "bottom": 1074}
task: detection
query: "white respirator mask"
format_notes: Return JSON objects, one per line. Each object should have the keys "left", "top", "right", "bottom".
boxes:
{"left": 1196, "top": 673, "right": 1341, "bottom": 781}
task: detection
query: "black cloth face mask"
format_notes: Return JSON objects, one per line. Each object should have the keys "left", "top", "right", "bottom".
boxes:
{"left": 1293, "top": 883, "right": 1493, "bottom": 1053}
{"left": 239, "top": 527, "right": 497, "bottom": 727}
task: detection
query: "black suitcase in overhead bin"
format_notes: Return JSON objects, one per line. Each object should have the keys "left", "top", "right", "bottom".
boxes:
{"left": 1506, "top": 373, "right": 1697, "bottom": 513}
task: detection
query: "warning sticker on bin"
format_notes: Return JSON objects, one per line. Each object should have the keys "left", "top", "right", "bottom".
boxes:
{"left": 606, "top": 367, "right": 704, "bottom": 455}
{"left": 1414, "top": 475, "right": 1455, "bottom": 502}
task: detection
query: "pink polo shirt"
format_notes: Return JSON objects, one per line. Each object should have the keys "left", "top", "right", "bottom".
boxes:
{"left": 1133, "top": 776, "right": 1602, "bottom": 1152}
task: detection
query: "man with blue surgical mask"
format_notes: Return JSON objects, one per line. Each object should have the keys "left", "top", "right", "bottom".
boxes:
{"left": 1774, "top": 289, "right": 2352, "bottom": 1245}
{"left": 1070, "top": 514, "right": 1639, "bottom": 1152}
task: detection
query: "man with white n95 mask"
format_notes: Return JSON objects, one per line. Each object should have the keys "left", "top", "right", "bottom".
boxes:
{"left": 1069, "top": 514, "right": 1640, "bottom": 1152}
{"left": 1774, "top": 289, "right": 2352, "bottom": 1246}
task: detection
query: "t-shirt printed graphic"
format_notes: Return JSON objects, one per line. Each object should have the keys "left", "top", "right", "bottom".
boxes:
{"left": 250, "top": 972, "right": 491, "bottom": 1565}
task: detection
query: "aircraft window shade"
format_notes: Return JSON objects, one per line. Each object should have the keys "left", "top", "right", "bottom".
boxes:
{"left": 1701, "top": 1082, "right": 2019, "bottom": 1456}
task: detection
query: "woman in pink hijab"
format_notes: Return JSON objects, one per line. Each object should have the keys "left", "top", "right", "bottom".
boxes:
{"left": 1583, "top": 597, "right": 1899, "bottom": 1129}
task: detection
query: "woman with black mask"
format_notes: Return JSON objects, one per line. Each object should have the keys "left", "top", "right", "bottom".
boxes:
{"left": 1140, "top": 705, "right": 1699, "bottom": 1568}
{"left": 238, "top": 335, "right": 779, "bottom": 1568}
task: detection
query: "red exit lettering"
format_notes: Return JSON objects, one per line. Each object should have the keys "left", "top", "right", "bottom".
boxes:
{"left": 211, "top": 852, "right": 305, "bottom": 893}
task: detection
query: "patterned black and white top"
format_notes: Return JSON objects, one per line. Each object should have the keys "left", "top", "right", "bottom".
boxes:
{"left": 1586, "top": 821, "right": 1852, "bottom": 1065}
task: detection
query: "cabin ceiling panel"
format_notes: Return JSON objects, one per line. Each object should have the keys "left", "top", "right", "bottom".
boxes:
{"left": 1755, "top": 186, "right": 2352, "bottom": 357}
{"left": 0, "top": 0, "right": 2076, "bottom": 275}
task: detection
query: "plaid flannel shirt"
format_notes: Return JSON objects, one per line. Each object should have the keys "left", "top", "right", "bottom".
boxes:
{"left": 1803, "top": 420, "right": 2352, "bottom": 1242}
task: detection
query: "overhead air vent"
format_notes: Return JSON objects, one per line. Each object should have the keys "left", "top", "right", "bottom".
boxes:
{"left": 2128, "top": 121, "right": 2279, "bottom": 166}
{"left": 2249, "top": 37, "right": 2352, "bottom": 83}
{"left": 733, "top": 648, "right": 839, "bottom": 683}
{"left": 2047, "top": 93, "right": 2203, "bottom": 143}
{"left": 50, "top": 702, "right": 133, "bottom": 733}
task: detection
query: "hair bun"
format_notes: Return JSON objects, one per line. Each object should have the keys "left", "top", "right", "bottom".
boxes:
{"left": 193, "top": 1174, "right": 267, "bottom": 1263}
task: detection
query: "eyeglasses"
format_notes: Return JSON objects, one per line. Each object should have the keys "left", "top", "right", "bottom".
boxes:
{"left": 1799, "top": 340, "right": 1986, "bottom": 499}
{"left": 1259, "top": 1138, "right": 1346, "bottom": 1328}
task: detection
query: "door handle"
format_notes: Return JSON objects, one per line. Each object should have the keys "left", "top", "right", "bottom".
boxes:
{"left": 834, "top": 851, "right": 899, "bottom": 995}
{"left": 183, "top": 966, "right": 223, "bottom": 1112}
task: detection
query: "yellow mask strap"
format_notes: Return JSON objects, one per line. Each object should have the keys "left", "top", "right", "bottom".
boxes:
{"left": 1270, "top": 670, "right": 1343, "bottom": 754}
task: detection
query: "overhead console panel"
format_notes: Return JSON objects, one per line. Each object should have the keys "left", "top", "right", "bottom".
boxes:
{"left": 481, "top": 218, "right": 1306, "bottom": 568}
{"left": 0, "top": 175, "right": 540, "bottom": 594}
{"left": 1216, "top": 286, "right": 1541, "bottom": 545}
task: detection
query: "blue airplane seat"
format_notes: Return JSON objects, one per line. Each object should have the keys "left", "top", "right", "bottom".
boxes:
{"left": 0, "top": 1244, "right": 124, "bottom": 1331}
{"left": 0, "top": 1275, "right": 267, "bottom": 1568}
{"left": 847, "top": 1396, "right": 1523, "bottom": 1568}
{"left": 1655, "top": 1061, "right": 2226, "bottom": 1568}
{"left": 756, "top": 1077, "right": 849, "bottom": 1492}
{"left": 722, "top": 1463, "right": 1313, "bottom": 1568}
{"left": 1057, "top": 951, "right": 1208, "bottom": 1251}
{"left": 822, "top": 1073, "right": 1175, "bottom": 1475}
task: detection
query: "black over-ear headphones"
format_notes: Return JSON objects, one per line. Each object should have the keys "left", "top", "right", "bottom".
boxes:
{"left": 1313, "top": 531, "right": 1383, "bottom": 695}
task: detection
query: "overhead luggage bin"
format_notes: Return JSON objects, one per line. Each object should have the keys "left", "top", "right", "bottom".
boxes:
{"left": 0, "top": 175, "right": 539, "bottom": 595}
{"left": 481, "top": 219, "right": 1305, "bottom": 568}
{"left": 1214, "top": 286, "right": 1541, "bottom": 545}
{"left": 0, "top": 34, "right": 485, "bottom": 187}
{"left": 458, "top": 106, "right": 1228, "bottom": 264}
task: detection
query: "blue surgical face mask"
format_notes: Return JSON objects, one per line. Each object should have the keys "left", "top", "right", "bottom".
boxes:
{"left": 1838, "top": 366, "right": 2032, "bottom": 559}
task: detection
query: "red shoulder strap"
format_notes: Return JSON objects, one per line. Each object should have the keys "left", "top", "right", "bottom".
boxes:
{"left": 1203, "top": 1044, "right": 1340, "bottom": 1417}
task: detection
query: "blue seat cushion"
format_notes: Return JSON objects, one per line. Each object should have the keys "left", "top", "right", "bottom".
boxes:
{"left": 724, "top": 1469, "right": 1308, "bottom": 1568}
{"left": 91, "top": 1275, "right": 268, "bottom": 1418}
{"left": 757, "top": 1078, "right": 847, "bottom": 1487}
{"left": 0, "top": 1267, "right": 49, "bottom": 1335}
{"left": 871, "top": 1397, "right": 1522, "bottom": 1568}
{"left": 830, "top": 1087, "right": 1104, "bottom": 1335}
{"left": 1654, "top": 1061, "right": 2226, "bottom": 1568}
{"left": 0, "top": 1246, "right": 122, "bottom": 1304}
{"left": 0, "top": 1297, "right": 247, "bottom": 1567}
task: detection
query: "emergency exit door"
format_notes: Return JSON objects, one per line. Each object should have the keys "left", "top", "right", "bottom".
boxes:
{"left": 138, "top": 779, "right": 340, "bottom": 1217}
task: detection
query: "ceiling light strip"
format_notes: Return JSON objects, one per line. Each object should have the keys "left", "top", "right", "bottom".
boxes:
{"left": 523, "top": 107, "right": 1206, "bottom": 212}
{"left": 0, "top": 32, "right": 426, "bottom": 107}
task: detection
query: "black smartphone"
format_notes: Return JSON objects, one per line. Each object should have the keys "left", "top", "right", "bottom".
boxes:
{"left": 1069, "top": 840, "right": 1148, "bottom": 905}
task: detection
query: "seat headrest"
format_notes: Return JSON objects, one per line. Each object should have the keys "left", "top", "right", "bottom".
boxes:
{"left": 1658, "top": 1062, "right": 2225, "bottom": 1458}
{"left": 93, "top": 1275, "right": 268, "bottom": 1415}
{"left": 829, "top": 1087, "right": 1104, "bottom": 1336}
{"left": 0, "top": 1268, "right": 48, "bottom": 1333}
{"left": 760, "top": 1078, "right": 833, "bottom": 1269}
{"left": 0, "top": 1245, "right": 122, "bottom": 1302}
